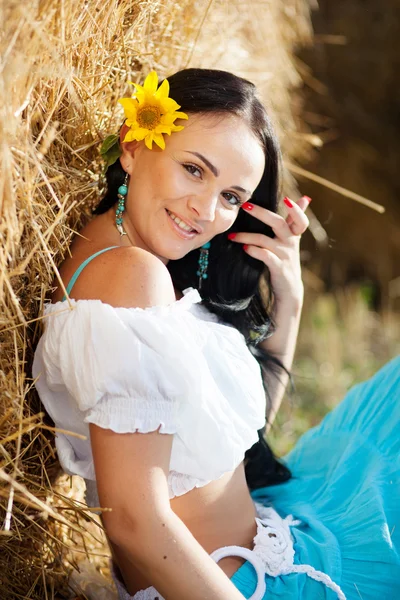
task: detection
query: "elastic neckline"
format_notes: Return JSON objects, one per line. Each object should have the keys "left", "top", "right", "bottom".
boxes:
{"left": 44, "top": 286, "right": 202, "bottom": 314}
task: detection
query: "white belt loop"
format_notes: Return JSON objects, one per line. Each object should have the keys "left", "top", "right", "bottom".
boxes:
{"left": 210, "top": 546, "right": 267, "bottom": 600}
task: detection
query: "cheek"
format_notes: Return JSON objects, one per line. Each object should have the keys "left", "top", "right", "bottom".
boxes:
{"left": 156, "top": 164, "right": 188, "bottom": 197}
{"left": 135, "top": 160, "right": 177, "bottom": 198}
{"left": 216, "top": 210, "right": 238, "bottom": 233}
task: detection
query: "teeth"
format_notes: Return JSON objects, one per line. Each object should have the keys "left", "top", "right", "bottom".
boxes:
{"left": 167, "top": 210, "right": 196, "bottom": 232}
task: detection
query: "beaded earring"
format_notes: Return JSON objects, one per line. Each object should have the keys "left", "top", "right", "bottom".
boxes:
{"left": 115, "top": 172, "right": 129, "bottom": 237}
{"left": 197, "top": 242, "right": 211, "bottom": 290}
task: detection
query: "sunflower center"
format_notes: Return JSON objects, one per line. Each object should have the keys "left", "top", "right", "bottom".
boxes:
{"left": 137, "top": 105, "right": 161, "bottom": 130}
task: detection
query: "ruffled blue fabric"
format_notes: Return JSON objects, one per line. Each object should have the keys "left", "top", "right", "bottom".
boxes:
{"left": 231, "top": 355, "right": 400, "bottom": 599}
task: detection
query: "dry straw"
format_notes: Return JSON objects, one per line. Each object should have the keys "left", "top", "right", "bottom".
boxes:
{"left": 1, "top": 0, "right": 316, "bottom": 597}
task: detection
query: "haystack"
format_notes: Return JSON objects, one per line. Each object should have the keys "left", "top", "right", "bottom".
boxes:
{"left": 1, "top": 1, "right": 314, "bottom": 598}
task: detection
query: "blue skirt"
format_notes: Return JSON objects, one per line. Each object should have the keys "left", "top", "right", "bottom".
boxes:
{"left": 231, "top": 355, "right": 400, "bottom": 599}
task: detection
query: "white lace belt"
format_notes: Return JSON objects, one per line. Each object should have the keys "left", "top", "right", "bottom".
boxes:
{"left": 112, "top": 502, "right": 346, "bottom": 600}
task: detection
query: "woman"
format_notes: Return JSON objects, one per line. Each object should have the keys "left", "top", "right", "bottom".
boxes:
{"left": 32, "top": 68, "right": 400, "bottom": 599}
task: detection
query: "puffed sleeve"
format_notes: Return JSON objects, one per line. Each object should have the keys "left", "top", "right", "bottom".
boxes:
{"left": 42, "top": 292, "right": 202, "bottom": 434}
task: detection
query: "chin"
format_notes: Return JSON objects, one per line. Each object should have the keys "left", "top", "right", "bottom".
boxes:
{"left": 149, "top": 240, "right": 192, "bottom": 263}
{"left": 165, "top": 247, "right": 193, "bottom": 261}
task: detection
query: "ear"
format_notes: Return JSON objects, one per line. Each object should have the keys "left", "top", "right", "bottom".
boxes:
{"left": 119, "top": 124, "right": 141, "bottom": 174}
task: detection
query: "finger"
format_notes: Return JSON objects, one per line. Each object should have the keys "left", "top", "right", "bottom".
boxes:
{"left": 297, "top": 195, "right": 312, "bottom": 212}
{"left": 283, "top": 197, "right": 310, "bottom": 235}
{"left": 227, "top": 232, "right": 293, "bottom": 260}
{"left": 241, "top": 201, "right": 293, "bottom": 241}
{"left": 243, "top": 244, "right": 282, "bottom": 271}
{"left": 286, "top": 196, "right": 312, "bottom": 228}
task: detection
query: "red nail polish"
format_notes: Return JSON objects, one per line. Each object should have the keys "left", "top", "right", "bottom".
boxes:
{"left": 302, "top": 196, "right": 312, "bottom": 204}
{"left": 227, "top": 233, "right": 237, "bottom": 240}
{"left": 242, "top": 202, "right": 254, "bottom": 211}
{"left": 243, "top": 244, "right": 249, "bottom": 251}
{"left": 283, "top": 197, "right": 293, "bottom": 208}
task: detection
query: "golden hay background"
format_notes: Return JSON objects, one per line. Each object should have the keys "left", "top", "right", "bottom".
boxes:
{"left": 1, "top": 1, "right": 315, "bottom": 598}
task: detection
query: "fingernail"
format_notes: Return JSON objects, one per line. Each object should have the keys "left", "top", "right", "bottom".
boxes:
{"left": 283, "top": 197, "right": 293, "bottom": 208}
{"left": 243, "top": 244, "right": 249, "bottom": 251}
{"left": 227, "top": 233, "right": 237, "bottom": 240}
{"left": 241, "top": 202, "right": 254, "bottom": 211}
{"left": 302, "top": 195, "right": 312, "bottom": 204}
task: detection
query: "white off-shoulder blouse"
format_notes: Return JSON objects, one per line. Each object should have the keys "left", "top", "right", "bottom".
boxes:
{"left": 32, "top": 286, "right": 267, "bottom": 503}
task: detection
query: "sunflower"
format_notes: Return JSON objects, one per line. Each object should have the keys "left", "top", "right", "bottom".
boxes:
{"left": 118, "top": 71, "right": 188, "bottom": 150}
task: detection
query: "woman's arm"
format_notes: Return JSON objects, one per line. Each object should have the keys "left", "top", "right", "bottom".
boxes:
{"left": 235, "top": 196, "right": 310, "bottom": 430}
{"left": 258, "top": 296, "right": 303, "bottom": 432}
{"left": 84, "top": 248, "right": 245, "bottom": 599}
{"left": 90, "top": 424, "right": 245, "bottom": 600}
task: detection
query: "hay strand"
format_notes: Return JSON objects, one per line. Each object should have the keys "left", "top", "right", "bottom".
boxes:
{"left": 285, "top": 161, "right": 386, "bottom": 213}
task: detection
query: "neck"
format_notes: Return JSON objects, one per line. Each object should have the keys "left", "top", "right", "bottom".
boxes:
{"left": 106, "top": 205, "right": 170, "bottom": 266}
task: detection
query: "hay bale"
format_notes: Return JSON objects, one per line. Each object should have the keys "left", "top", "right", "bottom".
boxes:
{"left": 0, "top": 0, "right": 313, "bottom": 597}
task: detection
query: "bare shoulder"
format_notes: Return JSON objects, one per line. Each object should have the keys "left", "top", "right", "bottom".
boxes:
{"left": 66, "top": 246, "right": 176, "bottom": 309}
{"left": 107, "top": 246, "right": 176, "bottom": 309}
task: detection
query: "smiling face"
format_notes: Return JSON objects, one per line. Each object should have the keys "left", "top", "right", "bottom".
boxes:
{"left": 117, "top": 112, "right": 265, "bottom": 263}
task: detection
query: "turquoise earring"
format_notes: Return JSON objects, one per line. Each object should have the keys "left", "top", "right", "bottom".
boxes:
{"left": 197, "top": 242, "right": 211, "bottom": 290}
{"left": 115, "top": 172, "right": 129, "bottom": 237}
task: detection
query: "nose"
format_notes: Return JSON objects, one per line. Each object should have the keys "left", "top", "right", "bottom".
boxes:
{"left": 187, "top": 191, "right": 219, "bottom": 222}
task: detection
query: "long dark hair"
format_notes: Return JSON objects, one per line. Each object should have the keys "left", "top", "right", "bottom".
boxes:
{"left": 93, "top": 68, "right": 292, "bottom": 490}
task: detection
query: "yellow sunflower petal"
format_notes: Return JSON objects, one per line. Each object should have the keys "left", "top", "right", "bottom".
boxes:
{"left": 170, "top": 125, "right": 185, "bottom": 132}
{"left": 125, "top": 118, "right": 138, "bottom": 128}
{"left": 118, "top": 98, "right": 138, "bottom": 120}
{"left": 131, "top": 84, "right": 146, "bottom": 104}
{"left": 143, "top": 71, "right": 159, "bottom": 96}
{"left": 122, "top": 128, "right": 137, "bottom": 143}
{"left": 160, "top": 111, "right": 189, "bottom": 126}
{"left": 173, "top": 111, "right": 189, "bottom": 120}
{"left": 159, "top": 97, "right": 180, "bottom": 113}
{"left": 129, "top": 127, "right": 150, "bottom": 141}
{"left": 130, "top": 81, "right": 145, "bottom": 94}
{"left": 153, "top": 133, "right": 166, "bottom": 150}
{"left": 160, "top": 113, "right": 176, "bottom": 126}
{"left": 159, "top": 115, "right": 170, "bottom": 126}
{"left": 144, "top": 132, "right": 154, "bottom": 150}
{"left": 154, "top": 78, "right": 170, "bottom": 100}
{"left": 154, "top": 124, "right": 173, "bottom": 135}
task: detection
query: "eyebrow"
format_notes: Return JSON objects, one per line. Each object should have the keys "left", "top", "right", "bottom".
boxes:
{"left": 184, "top": 150, "right": 252, "bottom": 196}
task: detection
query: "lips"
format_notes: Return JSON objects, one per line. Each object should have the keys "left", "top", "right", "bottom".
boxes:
{"left": 166, "top": 209, "right": 203, "bottom": 234}
{"left": 165, "top": 209, "right": 199, "bottom": 240}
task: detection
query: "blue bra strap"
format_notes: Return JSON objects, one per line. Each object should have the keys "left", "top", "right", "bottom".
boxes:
{"left": 61, "top": 246, "right": 120, "bottom": 302}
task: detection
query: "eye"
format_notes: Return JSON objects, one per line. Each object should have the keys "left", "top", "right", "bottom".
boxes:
{"left": 222, "top": 192, "right": 242, "bottom": 207}
{"left": 183, "top": 163, "right": 203, "bottom": 178}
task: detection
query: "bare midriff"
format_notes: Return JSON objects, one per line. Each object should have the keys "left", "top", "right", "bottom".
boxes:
{"left": 107, "top": 462, "right": 258, "bottom": 597}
